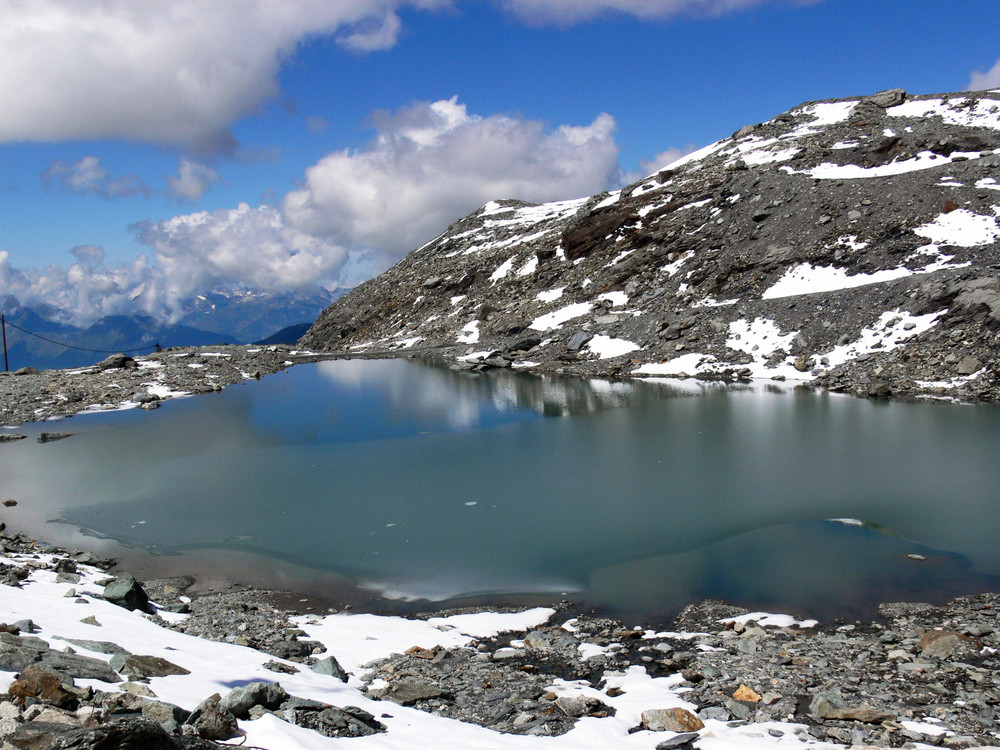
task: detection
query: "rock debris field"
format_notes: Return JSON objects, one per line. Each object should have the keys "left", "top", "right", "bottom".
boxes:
{"left": 0, "top": 529, "right": 996, "bottom": 748}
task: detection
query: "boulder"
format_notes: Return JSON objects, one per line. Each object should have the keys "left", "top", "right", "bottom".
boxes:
{"left": 102, "top": 575, "right": 151, "bottom": 613}
{"left": 863, "top": 89, "right": 906, "bottom": 108}
{"left": 9, "top": 666, "right": 77, "bottom": 708}
{"left": 95, "top": 354, "right": 138, "bottom": 371}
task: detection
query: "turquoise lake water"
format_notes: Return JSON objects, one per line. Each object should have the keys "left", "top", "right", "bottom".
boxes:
{"left": 2, "top": 358, "right": 999, "bottom": 622}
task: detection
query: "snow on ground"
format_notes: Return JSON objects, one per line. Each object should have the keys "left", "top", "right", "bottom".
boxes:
{"left": 761, "top": 263, "right": 913, "bottom": 299}
{"left": 718, "top": 613, "right": 818, "bottom": 630}
{"left": 490, "top": 256, "right": 516, "bottom": 283}
{"left": 295, "top": 609, "right": 554, "bottom": 678}
{"left": 781, "top": 151, "right": 981, "bottom": 180}
{"left": 457, "top": 320, "right": 480, "bottom": 344}
{"left": 536, "top": 287, "right": 565, "bottom": 304}
{"left": 584, "top": 335, "right": 641, "bottom": 359}
{"left": 726, "top": 318, "right": 796, "bottom": 358}
{"left": 887, "top": 96, "right": 1000, "bottom": 131}
{"left": 0, "top": 553, "right": 847, "bottom": 750}
{"left": 518, "top": 256, "right": 540, "bottom": 277}
{"left": 597, "top": 291, "right": 628, "bottom": 307}
{"left": 821, "top": 310, "right": 944, "bottom": 370}
{"left": 635, "top": 308, "right": 944, "bottom": 384}
{"left": 631, "top": 353, "right": 723, "bottom": 379}
{"left": 529, "top": 302, "right": 593, "bottom": 331}
{"left": 913, "top": 208, "right": 1000, "bottom": 247}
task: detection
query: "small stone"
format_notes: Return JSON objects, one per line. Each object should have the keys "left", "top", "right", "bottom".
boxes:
{"left": 733, "top": 684, "right": 761, "bottom": 703}
{"left": 655, "top": 732, "right": 700, "bottom": 749}
{"left": 80, "top": 616, "right": 101, "bottom": 626}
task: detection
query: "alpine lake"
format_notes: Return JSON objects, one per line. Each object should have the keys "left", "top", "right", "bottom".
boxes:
{"left": 3, "top": 358, "right": 1000, "bottom": 624}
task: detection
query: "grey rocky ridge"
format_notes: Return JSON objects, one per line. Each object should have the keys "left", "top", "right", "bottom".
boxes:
{"left": 301, "top": 89, "right": 1000, "bottom": 402}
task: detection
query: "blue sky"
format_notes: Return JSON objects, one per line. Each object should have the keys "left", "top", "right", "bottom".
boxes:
{"left": 1, "top": 0, "right": 998, "bottom": 323}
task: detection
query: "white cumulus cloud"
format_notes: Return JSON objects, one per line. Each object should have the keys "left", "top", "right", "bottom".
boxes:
{"left": 969, "top": 59, "right": 1000, "bottom": 91}
{"left": 497, "top": 0, "right": 821, "bottom": 24}
{"left": 168, "top": 158, "right": 220, "bottom": 201}
{"left": 282, "top": 97, "right": 623, "bottom": 257}
{"left": 0, "top": 0, "right": 446, "bottom": 150}
{"left": 130, "top": 204, "right": 347, "bottom": 317}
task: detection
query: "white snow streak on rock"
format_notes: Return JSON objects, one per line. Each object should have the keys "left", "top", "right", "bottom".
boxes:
{"left": 719, "top": 612, "right": 818, "bottom": 629}
{"left": 517, "top": 255, "right": 539, "bottom": 277}
{"left": 529, "top": 302, "right": 592, "bottom": 331}
{"left": 585, "top": 335, "right": 640, "bottom": 359}
{"left": 888, "top": 97, "right": 1000, "bottom": 130}
{"left": 536, "top": 287, "right": 565, "bottom": 303}
{"left": 489, "top": 256, "right": 516, "bottom": 283}
{"left": 457, "top": 320, "right": 480, "bottom": 344}
{"left": 762, "top": 263, "right": 913, "bottom": 299}
{"left": 783, "top": 151, "right": 981, "bottom": 180}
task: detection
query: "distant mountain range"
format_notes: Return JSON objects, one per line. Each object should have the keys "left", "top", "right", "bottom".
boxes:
{"left": 1, "top": 286, "right": 345, "bottom": 371}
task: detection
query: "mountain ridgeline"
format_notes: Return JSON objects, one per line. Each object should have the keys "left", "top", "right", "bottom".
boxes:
{"left": 1, "top": 286, "right": 342, "bottom": 371}
{"left": 301, "top": 89, "right": 1000, "bottom": 402}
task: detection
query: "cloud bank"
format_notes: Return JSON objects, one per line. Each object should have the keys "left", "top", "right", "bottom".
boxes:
{"left": 4, "top": 97, "right": 630, "bottom": 323}
{"left": 0, "top": 0, "right": 446, "bottom": 150}
{"left": 283, "top": 97, "right": 623, "bottom": 258}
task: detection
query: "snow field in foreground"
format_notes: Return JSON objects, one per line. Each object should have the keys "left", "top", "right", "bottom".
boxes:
{"left": 0, "top": 551, "right": 848, "bottom": 749}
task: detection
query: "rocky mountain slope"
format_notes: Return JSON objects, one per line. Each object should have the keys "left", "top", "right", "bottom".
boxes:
{"left": 301, "top": 88, "right": 1000, "bottom": 402}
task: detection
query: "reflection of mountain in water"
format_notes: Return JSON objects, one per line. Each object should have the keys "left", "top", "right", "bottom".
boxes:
{"left": 317, "top": 357, "right": 718, "bottom": 426}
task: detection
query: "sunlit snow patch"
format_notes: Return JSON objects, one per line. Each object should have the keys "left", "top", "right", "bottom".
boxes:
{"left": 719, "top": 612, "right": 818, "bottom": 629}
{"left": 782, "top": 151, "right": 980, "bottom": 179}
{"left": 489, "top": 256, "right": 515, "bottom": 283}
{"left": 584, "top": 335, "right": 640, "bottom": 359}
{"left": 914, "top": 208, "right": 1000, "bottom": 247}
{"left": 457, "top": 321, "right": 480, "bottom": 344}
{"left": 887, "top": 96, "right": 1000, "bottom": 130}
{"left": 762, "top": 263, "right": 913, "bottom": 299}
{"left": 536, "top": 287, "right": 564, "bottom": 303}
{"left": 529, "top": 302, "right": 592, "bottom": 331}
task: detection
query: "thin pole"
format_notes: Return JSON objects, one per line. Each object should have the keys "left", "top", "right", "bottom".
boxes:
{"left": 1, "top": 314, "right": 7, "bottom": 372}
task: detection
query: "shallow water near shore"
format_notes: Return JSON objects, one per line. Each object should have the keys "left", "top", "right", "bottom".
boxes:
{"left": 3, "top": 358, "right": 1000, "bottom": 623}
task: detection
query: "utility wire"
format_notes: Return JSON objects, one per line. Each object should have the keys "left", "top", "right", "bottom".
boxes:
{"left": 2, "top": 318, "right": 159, "bottom": 355}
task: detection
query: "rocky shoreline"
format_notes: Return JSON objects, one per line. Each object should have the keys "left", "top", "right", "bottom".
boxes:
{"left": 2, "top": 348, "right": 999, "bottom": 747}
{"left": 0, "top": 343, "right": 331, "bottom": 428}
{"left": 0, "top": 526, "right": 997, "bottom": 748}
